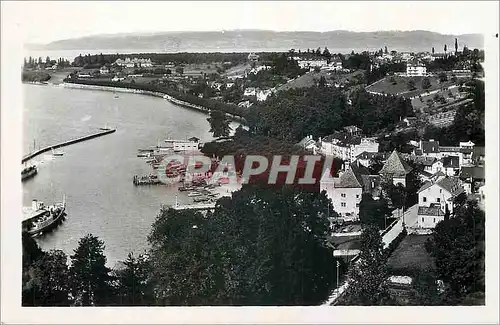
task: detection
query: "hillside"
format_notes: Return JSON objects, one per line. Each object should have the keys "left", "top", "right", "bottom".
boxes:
{"left": 26, "top": 30, "right": 484, "bottom": 53}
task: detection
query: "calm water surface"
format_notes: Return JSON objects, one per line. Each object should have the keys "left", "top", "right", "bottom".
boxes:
{"left": 22, "top": 84, "right": 237, "bottom": 266}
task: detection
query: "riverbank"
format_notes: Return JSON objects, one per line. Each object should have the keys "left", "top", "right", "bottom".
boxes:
{"left": 62, "top": 79, "right": 247, "bottom": 124}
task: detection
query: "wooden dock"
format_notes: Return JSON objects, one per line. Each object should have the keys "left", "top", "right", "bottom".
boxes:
{"left": 22, "top": 128, "right": 116, "bottom": 163}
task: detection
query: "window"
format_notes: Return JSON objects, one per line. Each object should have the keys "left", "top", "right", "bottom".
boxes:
{"left": 341, "top": 202, "right": 346, "bottom": 207}
{"left": 439, "top": 189, "right": 442, "bottom": 193}
{"left": 434, "top": 218, "right": 436, "bottom": 223}
{"left": 341, "top": 193, "right": 346, "bottom": 198}
{"left": 422, "top": 217, "right": 424, "bottom": 222}
{"left": 423, "top": 197, "right": 427, "bottom": 203}
{"left": 356, "top": 194, "right": 360, "bottom": 199}
{"left": 437, "top": 198, "right": 441, "bottom": 203}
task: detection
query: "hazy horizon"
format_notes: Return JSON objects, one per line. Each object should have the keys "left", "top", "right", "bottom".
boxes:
{"left": 27, "top": 29, "right": 485, "bottom": 46}
{"left": 5, "top": 1, "right": 497, "bottom": 45}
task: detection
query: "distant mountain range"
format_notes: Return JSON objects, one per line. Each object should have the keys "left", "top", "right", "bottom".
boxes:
{"left": 26, "top": 30, "right": 484, "bottom": 53}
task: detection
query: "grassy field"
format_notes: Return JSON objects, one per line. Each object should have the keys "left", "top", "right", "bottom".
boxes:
{"left": 411, "top": 87, "right": 467, "bottom": 113}
{"left": 223, "top": 63, "right": 251, "bottom": 77}
{"left": 387, "top": 234, "right": 435, "bottom": 272}
{"left": 366, "top": 75, "right": 456, "bottom": 97}
{"left": 278, "top": 69, "right": 364, "bottom": 91}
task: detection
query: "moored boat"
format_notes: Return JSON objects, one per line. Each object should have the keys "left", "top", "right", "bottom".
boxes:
{"left": 21, "top": 165, "right": 38, "bottom": 181}
{"left": 22, "top": 197, "right": 66, "bottom": 238}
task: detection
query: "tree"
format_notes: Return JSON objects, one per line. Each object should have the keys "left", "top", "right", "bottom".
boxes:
{"left": 318, "top": 75, "right": 327, "bottom": 88}
{"left": 24, "top": 250, "right": 71, "bottom": 306}
{"left": 438, "top": 72, "right": 448, "bottom": 83}
{"left": 408, "top": 271, "right": 442, "bottom": 305}
{"left": 175, "top": 66, "right": 184, "bottom": 75}
{"left": 389, "top": 76, "right": 397, "bottom": 85}
{"left": 207, "top": 109, "right": 231, "bottom": 138}
{"left": 148, "top": 185, "right": 337, "bottom": 305}
{"left": 425, "top": 200, "right": 485, "bottom": 304}
{"left": 421, "top": 77, "right": 431, "bottom": 90}
{"left": 358, "top": 193, "right": 392, "bottom": 230}
{"left": 432, "top": 47, "right": 435, "bottom": 55}
{"left": 444, "top": 44, "right": 447, "bottom": 56}
{"left": 316, "top": 47, "right": 321, "bottom": 55}
{"left": 407, "top": 79, "right": 416, "bottom": 91}
{"left": 455, "top": 38, "right": 458, "bottom": 55}
{"left": 341, "top": 225, "right": 392, "bottom": 305}
{"left": 69, "top": 234, "right": 113, "bottom": 306}
{"left": 322, "top": 47, "right": 331, "bottom": 59}
{"left": 113, "top": 253, "right": 155, "bottom": 305}
{"left": 384, "top": 46, "right": 388, "bottom": 54}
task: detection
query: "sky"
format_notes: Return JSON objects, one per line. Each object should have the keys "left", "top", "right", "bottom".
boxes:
{"left": 4, "top": 1, "right": 498, "bottom": 44}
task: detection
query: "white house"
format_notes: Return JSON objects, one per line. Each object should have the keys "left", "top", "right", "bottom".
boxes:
{"left": 243, "top": 87, "right": 256, "bottom": 97}
{"left": 256, "top": 88, "right": 274, "bottom": 102}
{"left": 296, "top": 135, "right": 318, "bottom": 154}
{"left": 296, "top": 59, "right": 328, "bottom": 70}
{"left": 322, "top": 59, "right": 343, "bottom": 71}
{"left": 417, "top": 174, "right": 464, "bottom": 217}
{"left": 319, "top": 130, "right": 378, "bottom": 163}
{"left": 100, "top": 65, "right": 110, "bottom": 75}
{"left": 406, "top": 61, "right": 427, "bottom": 77}
{"left": 115, "top": 57, "right": 153, "bottom": 68}
{"left": 164, "top": 138, "right": 200, "bottom": 152}
{"left": 320, "top": 161, "right": 380, "bottom": 221}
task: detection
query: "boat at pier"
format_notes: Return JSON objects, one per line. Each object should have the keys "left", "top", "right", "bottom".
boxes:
{"left": 22, "top": 197, "right": 66, "bottom": 238}
{"left": 133, "top": 174, "right": 161, "bottom": 186}
{"left": 21, "top": 165, "right": 38, "bottom": 181}
{"left": 187, "top": 191, "right": 203, "bottom": 197}
{"left": 51, "top": 148, "right": 64, "bottom": 156}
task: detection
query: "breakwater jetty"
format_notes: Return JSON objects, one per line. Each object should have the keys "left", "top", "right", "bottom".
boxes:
{"left": 22, "top": 128, "right": 116, "bottom": 163}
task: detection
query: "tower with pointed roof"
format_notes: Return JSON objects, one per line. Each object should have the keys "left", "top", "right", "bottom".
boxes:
{"left": 379, "top": 150, "right": 413, "bottom": 186}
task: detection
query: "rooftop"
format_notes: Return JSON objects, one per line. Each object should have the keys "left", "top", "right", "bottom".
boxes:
{"left": 421, "top": 140, "right": 439, "bottom": 154}
{"left": 379, "top": 150, "right": 413, "bottom": 177}
{"left": 418, "top": 175, "right": 464, "bottom": 197}
{"left": 460, "top": 166, "right": 485, "bottom": 180}
{"left": 418, "top": 203, "right": 445, "bottom": 216}
{"left": 442, "top": 156, "right": 460, "bottom": 169}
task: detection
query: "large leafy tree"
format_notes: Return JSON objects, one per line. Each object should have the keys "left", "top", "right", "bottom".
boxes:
{"left": 425, "top": 200, "right": 485, "bottom": 304}
{"left": 113, "top": 253, "right": 156, "bottom": 306}
{"left": 207, "top": 109, "right": 232, "bottom": 138}
{"left": 69, "top": 234, "right": 113, "bottom": 306}
{"left": 341, "top": 225, "right": 392, "bottom": 305}
{"left": 24, "top": 250, "right": 72, "bottom": 306}
{"left": 358, "top": 193, "right": 392, "bottom": 230}
{"left": 148, "top": 185, "right": 337, "bottom": 305}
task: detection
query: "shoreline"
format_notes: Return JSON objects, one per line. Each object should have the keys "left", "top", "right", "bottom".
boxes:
{"left": 59, "top": 81, "right": 247, "bottom": 123}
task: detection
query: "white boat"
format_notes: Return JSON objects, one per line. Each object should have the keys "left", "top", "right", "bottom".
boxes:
{"left": 22, "top": 196, "right": 67, "bottom": 238}
{"left": 52, "top": 148, "right": 64, "bottom": 156}
{"left": 187, "top": 191, "right": 202, "bottom": 197}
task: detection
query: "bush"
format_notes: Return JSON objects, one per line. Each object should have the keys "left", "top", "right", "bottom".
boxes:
{"left": 421, "top": 77, "right": 431, "bottom": 90}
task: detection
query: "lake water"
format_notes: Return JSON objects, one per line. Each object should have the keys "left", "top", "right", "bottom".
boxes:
{"left": 22, "top": 84, "right": 238, "bottom": 266}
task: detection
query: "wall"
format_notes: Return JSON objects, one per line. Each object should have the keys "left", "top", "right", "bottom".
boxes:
{"left": 417, "top": 214, "right": 444, "bottom": 228}
{"left": 352, "top": 140, "right": 379, "bottom": 162}
{"left": 381, "top": 214, "right": 404, "bottom": 249}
